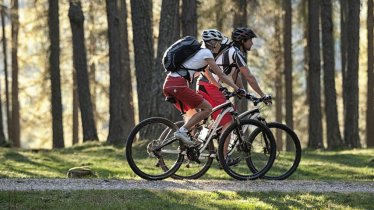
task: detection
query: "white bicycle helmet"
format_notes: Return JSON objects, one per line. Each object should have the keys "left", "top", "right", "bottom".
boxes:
{"left": 202, "top": 29, "right": 223, "bottom": 42}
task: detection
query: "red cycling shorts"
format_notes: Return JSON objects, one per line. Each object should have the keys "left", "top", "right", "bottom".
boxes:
{"left": 197, "top": 81, "right": 233, "bottom": 126}
{"left": 163, "top": 76, "right": 204, "bottom": 113}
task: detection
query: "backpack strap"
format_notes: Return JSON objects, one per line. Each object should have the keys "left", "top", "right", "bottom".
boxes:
{"left": 214, "top": 42, "right": 233, "bottom": 60}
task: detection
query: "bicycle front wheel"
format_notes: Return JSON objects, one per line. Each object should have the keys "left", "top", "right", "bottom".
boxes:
{"left": 126, "top": 117, "right": 183, "bottom": 180}
{"left": 247, "top": 122, "right": 301, "bottom": 180}
{"left": 218, "top": 119, "right": 276, "bottom": 180}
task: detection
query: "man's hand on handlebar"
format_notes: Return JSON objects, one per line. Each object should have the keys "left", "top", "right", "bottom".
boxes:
{"left": 263, "top": 94, "right": 272, "bottom": 105}
{"left": 235, "top": 88, "right": 246, "bottom": 99}
{"left": 245, "top": 93, "right": 273, "bottom": 106}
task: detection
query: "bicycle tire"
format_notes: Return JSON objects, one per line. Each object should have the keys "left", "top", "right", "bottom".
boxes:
{"left": 126, "top": 117, "right": 183, "bottom": 180}
{"left": 217, "top": 119, "right": 276, "bottom": 180}
{"left": 246, "top": 122, "right": 301, "bottom": 180}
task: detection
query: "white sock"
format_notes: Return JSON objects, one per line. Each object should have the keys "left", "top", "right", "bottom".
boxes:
{"left": 179, "top": 126, "right": 188, "bottom": 133}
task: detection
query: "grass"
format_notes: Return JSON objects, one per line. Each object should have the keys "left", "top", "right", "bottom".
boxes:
{"left": 0, "top": 141, "right": 373, "bottom": 181}
{"left": 1, "top": 190, "right": 373, "bottom": 209}
{"left": 0, "top": 142, "right": 373, "bottom": 209}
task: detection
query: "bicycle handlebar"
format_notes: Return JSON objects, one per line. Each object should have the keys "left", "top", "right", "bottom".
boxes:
{"left": 222, "top": 91, "right": 271, "bottom": 106}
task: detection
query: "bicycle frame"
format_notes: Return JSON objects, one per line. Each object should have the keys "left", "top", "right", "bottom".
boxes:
{"left": 154, "top": 99, "right": 265, "bottom": 158}
{"left": 154, "top": 99, "right": 238, "bottom": 158}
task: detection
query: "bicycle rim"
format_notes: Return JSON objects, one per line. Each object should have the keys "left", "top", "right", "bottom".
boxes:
{"left": 125, "top": 117, "right": 183, "bottom": 180}
{"left": 218, "top": 119, "right": 276, "bottom": 180}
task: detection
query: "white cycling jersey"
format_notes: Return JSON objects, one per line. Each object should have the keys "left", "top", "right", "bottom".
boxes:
{"left": 169, "top": 48, "right": 213, "bottom": 81}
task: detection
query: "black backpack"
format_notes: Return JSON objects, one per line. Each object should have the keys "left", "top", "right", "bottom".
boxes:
{"left": 162, "top": 36, "right": 202, "bottom": 72}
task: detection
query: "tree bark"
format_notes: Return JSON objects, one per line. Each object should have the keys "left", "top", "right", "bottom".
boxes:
{"left": 340, "top": 0, "right": 348, "bottom": 145}
{"left": 106, "top": 0, "right": 126, "bottom": 144}
{"left": 68, "top": 0, "right": 98, "bottom": 141}
{"left": 182, "top": 0, "right": 197, "bottom": 37}
{"left": 130, "top": 0, "right": 153, "bottom": 121}
{"left": 215, "top": 0, "right": 225, "bottom": 31}
{"left": 283, "top": 0, "right": 294, "bottom": 151}
{"left": 307, "top": 0, "right": 323, "bottom": 149}
{"left": 367, "top": 0, "right": 374, "bottom": 147}
{"left": 0, "top": 2, "right": 8, "bottom": 146}
{"left": 48, "top": 0, "right": 64, "bottom": 148}
{"left": 72, "top": 72, "right": 79, "bottom": 145}
{"left": 119, "top": 0, "right": 135, "bottom": 141}
{"left": 88, "top": 1, "right": 97, "bottom": 133}
{"left": 344, "top": 0, "right": 360, "bottom": 148}
{"left": 233, "top": 0, "right": 248, "bottom": 113}
{"left": 274, "top": 11, "right": 283, "bottom": 151}
{"left": 11, "top": 0, "right": 20, "bottom": 147}
{"left": 321, "top": 0, "right": 343, "bottom": 149}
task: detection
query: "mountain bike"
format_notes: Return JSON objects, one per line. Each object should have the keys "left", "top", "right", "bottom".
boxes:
{"left": 125, "top": 93, "right": 277, "bottom": 180}
{"left": 166, "top": 93, "right": 277, "bottom": 180}
{"left": 172, "top": 94, "right": 301, "bottom": 180}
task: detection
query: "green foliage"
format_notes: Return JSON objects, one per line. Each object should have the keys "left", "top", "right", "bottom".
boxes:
{"left": 0, "top": 142, "right": 373, "bottom": 181}
{"left": 0, "top": 190, "right": 373, "bottom": 209}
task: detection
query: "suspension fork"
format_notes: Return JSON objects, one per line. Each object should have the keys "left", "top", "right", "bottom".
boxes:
{"left": 257, "top": 117, "right": 272, "bottom": 154}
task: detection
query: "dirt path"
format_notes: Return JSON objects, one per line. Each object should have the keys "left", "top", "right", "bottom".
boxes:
{"left": 0, "top": 178, "right": 373, "bottom": 193}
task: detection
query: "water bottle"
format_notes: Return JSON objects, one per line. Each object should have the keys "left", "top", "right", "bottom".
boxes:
{"left": 198, "top": 127, "right": 209, "bottom": 142}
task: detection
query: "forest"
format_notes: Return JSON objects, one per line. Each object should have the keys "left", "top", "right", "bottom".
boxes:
{"left": 0, "top": 0, "right": 372, "bottom": 150}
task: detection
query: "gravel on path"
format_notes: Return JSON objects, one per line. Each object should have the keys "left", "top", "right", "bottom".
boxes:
{"left": 0, "top": 178, "right": 373, "bottom": 193}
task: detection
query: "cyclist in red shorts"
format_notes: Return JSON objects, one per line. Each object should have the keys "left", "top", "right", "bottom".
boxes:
{"left": 163, "top": 29, "right": 245, "bottom": 146}
{"left": 197, "top": 27, "right": 271, "bottom": 164}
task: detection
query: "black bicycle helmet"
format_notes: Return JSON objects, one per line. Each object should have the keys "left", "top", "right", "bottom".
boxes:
{"left": 231, "top": 27, "right": 257, "bottom": 42}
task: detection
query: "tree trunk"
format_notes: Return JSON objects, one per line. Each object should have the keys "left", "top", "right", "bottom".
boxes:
{"left": 274, "top": 13, "right": 283, "bottom": 151}
{"left": 88, "top": 1, "right": 97, "bottom": 132}
{"left": 0, "top": 78, "right": 5, "bottom": 145}
{"left": 367, "top": 0, "right": 374, "bottom": 147}
{"left": 321, "top": 0, "right": 343, "bottom": 149}
{"left": 344, "top": 0, "right": 360, "bottom": 148}
{"left": 106, "top": 0, "right": 126, "bottom": 144}
{"left": 130, "top": 0, "right": 153, "bottom": 121}
{"left": 340, "top": 0, "right": 348, "bottom": 146}
{"left": 215, "top": 0, "right": 225, "bottom": 31}
{"left": 68, "top": 0, "right": 98, "bottom": 141}
{"left": 48, "top": 0, "right": 64, "bottom": 148}
{"left": 307, "top": 0, "right": 323, "bottom": 149}
{"left": 283, "top": 0, "right": 294, "bottom": 151}
{"left": 149, "top": 0, "right": 180, "bottom": 121}
{"left": 72, "top": 72, "right": 79, "bottom": 145}
{"left": 182, "top": 0, "right": 197, "bottom": 37}
{"left": 233, "top": 0, "right": 248, "bottom": 113}
{"left": 0, "top": 2, "right": 8, "bottom": 146}
{"left": 301, "top": 0, "right": 309, "bottom": 107}
{"left": 11, "top": 0, "right": 20, "bottom": 147}
{"left": 119, "top": 0, "right": 135, "bottom": 141}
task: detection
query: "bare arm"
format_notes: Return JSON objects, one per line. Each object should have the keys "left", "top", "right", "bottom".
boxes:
{"left": 233, "top": 70, "right": 244, "bottom": 89}
{"left": 203, "top": 68, "right": 221, "bottom": 88}
{"left": 239, "top": 66, "right": 265, "bottom": 97}
{"left": 206, "top": 58, "right": 239, "bottom": 91}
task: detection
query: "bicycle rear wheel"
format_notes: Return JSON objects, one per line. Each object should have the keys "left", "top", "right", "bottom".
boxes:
{"left": 126, "top": 117, "right": 183, "bottom": 180}
{"left": 217, "top": 119, "right": 276, "bottom": 180}
{"left": 247, "top": 122, "right": 301, "bottom": 180}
